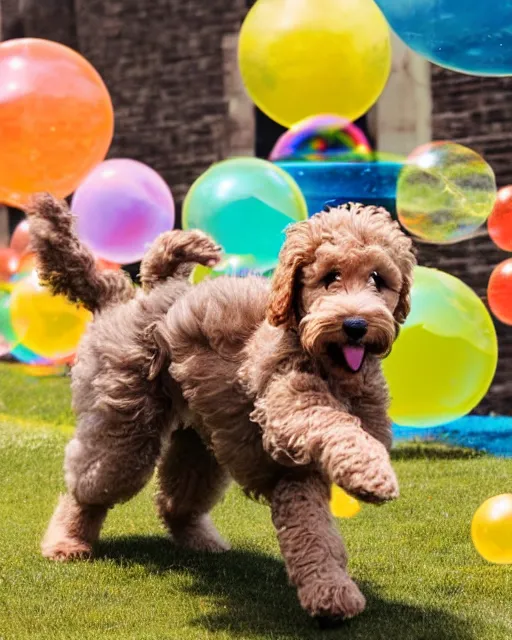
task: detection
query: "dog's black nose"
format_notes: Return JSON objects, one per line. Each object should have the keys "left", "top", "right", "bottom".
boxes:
{"left": 343, "top": 318, "right": 368, "bottom": 341}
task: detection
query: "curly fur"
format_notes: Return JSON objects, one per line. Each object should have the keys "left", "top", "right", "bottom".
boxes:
{"left": 31, "top": 194, "right": 415, "bottom": 625}
{"left": 26, "top": 193, "right": 135, "bottom": 313}
{"left": 140, "top": 229, "right": 221, "bottom": 292}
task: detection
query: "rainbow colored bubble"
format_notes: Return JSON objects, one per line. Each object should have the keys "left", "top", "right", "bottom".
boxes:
{"left": 269, "top": 114, "right": 371, "bottom": 162}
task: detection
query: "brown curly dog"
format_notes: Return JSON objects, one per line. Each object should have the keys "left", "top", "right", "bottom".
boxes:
{"left": 28, "top": 193, "right": 415, "bottom": 626}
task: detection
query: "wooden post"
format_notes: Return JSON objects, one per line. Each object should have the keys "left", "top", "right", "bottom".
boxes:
{"left": 0, "top": 206, "right": 8, "bottom": 247}
{"left": 369, "top": 33, "right": 432, "bottom": 155}
{"left": 222, "top": 33, "right": 255, "bottom": 158}
{"left": 0, "top": 1, "right": 9, "bottom": 247}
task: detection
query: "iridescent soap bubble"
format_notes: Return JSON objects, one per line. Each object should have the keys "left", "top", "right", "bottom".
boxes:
{"left": 239, "top": 0, "right": 391, "bottom": 127}
{"left": 374, "top": 0, "right": 512, "bottom": 76}
{"left": 72, "top": 159, "right": 175, "bottom": 265}
{"left": 10, "top": 219, "right": 31, "bottom": 256}
{"left": 191, "top": 255, "right": 275, "bottom": 285}
{"left": 269, "top": 114, "right": 371, "bottom": 162}
{"left": 0, "top": 287, "right": 16, "bottom": 356}
{"left": 488, "top": 185, "right": 512, "bottom": 251}
{"left": 0, "top": 248, "right": 19, "bottom": 282}
{"left": 487, "top": 258, "right": 512, "bottom": 325}
{"left": 383, "top": 266, "right": 498, "bottom": 427}
{"left": 396, "top": 142, "right": 497, "bottom": 244}
{"left": 0, "top": 285, "right": 49, "bottom": 362}
{"left": 0, "top": 38, "right": 113, "bottom": 207}
{"left": 10, "top": 272, "right": 92, "bottom": 360}
{"left": 364, "top": 151, "right": 406, "bottom": 164}
{"left": 333, "top": 150, "right": 407, "bottom": 165}
{"left": 183, "top": 158, "right": 307, "bottom": 272}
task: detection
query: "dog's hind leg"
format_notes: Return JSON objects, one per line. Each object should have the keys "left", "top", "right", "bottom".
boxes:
{"left": 156, "top": 427, "right": 231, "bottom": 553}
{"left": 41, "top": 494, "right": 108, "bottom": 562}
{"left": 41, "top": 413, "right": 161, "bottom": 561}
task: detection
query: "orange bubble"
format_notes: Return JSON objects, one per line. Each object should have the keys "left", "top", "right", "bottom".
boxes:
{"left": 96, "top": 257, "right": 120, "bottom": 271}
{"left": 14, "top": 253, "right": 118, "bottom": 279}
{"left": 488, "top": 258, "right": 512, "bottom": 325}
{"left": 0, "top": 38, "right": 113, "bottom": 207}
{"left": 0, "top": 248, "right": 19, "bottom": 281}
{"left": 55, "top": 354, "right": 76, "bottom": 366}
{"left": 9, "top": 219, "right": 30, "bottom": 255}
{"left": 16, "top": 252, "right": 37, "bottom": 277}
{"left": 488, "top": 185, "right": 512, "bottom": 251}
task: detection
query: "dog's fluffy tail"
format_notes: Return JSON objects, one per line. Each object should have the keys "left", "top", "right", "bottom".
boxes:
{"left": 26, "top": 193, "right": 135, "bottom": 313}
{"left": 139, "top": 229, "right": 222, "bottom": 292}
{"left": 27, "top": 193, "right": 223, "bottom": 311}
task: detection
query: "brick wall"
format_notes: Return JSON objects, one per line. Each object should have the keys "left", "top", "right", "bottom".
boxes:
{"left": 1, "top": 0, "right": 250, "bottom": 225}
{"left": 428, "top": 66, "right": 512, "bottom": 414}
{"left": 74, "top": 0, "right": 249, "bottom": 223}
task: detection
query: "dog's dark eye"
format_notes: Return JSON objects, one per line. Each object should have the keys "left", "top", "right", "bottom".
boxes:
{"left": 370, "top": 271, "right": 386, "bottom": 291}
{"left": 323, "top": 270, "right": 341, "bottom": 288}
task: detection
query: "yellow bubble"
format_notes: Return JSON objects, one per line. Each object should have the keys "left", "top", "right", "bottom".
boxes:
{"left": 383, "top": 267, "right": 497, "bottom": 427}
{"left": 10, "top": 273, "right": 91, "bottom": 360}
{"left": 471, "top": 494, "right": 512, "bottom": 564}
{"left": 16, "top": 363, "right": 67, "bottom": 377}
{"left": 239, "top": 0, "right": 391, "bottom": 127}
{"left": 190, "top": 264, "right": 212, "bottom": 285}
{"left": 330, "top": 486, "right": 361, "bottom": 518}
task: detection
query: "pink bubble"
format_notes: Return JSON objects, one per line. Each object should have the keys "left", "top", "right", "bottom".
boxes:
{"left": 72, "top": 158, "right": 175, "bottom": 264}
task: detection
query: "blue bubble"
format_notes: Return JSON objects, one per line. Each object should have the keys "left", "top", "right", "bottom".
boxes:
{"left": 375, "top": 0, "right": 512, "bottom": 75}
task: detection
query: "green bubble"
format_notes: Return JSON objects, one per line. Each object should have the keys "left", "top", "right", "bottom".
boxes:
{"left": 183, "top": 158, "right": 307, "bottom": 270}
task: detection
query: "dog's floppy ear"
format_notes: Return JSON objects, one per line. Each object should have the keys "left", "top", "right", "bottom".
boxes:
{"left": 394, "top": 273, "right": 413, "bottom": 324}
{"left": 267, "top": 222, "right": 311, "bottom": 329}
{"left": 393, "top": 245, "right": 416, "bottom": 325}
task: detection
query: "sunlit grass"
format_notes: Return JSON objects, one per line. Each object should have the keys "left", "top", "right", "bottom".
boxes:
{"left": 0, "top": 364, "right": 510, "bottom": 639}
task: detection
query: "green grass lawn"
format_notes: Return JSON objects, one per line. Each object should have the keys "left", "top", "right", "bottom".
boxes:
{"left": 0, "top": 364, "right": 511, "bottom": 640}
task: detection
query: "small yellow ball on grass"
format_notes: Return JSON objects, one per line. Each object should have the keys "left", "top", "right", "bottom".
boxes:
{"left": 330, "top": 486, "right": 361, "bottom": 519}
{"left": 471, "top": 494, "right": 512, "bottom": 564}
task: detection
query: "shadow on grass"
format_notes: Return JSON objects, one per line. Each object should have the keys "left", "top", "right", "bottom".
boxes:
{"left": 97, "top": 535, "right": 478, "bottom": 640}
{"left": 392, "top": 442, "right": 485, "bottom": 461}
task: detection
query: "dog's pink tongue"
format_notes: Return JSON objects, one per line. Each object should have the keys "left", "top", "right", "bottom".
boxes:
{"left": 342, "top": 346, "right": 365, "bottom": 372}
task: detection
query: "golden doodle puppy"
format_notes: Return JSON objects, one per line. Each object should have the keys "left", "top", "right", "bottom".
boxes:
{"left": 28, "top": 194, "right": 415, "bottom": 626}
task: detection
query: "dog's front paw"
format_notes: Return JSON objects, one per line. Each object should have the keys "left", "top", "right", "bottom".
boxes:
{"left": 298, "top": 574, "right": 366, "bottom": 623}
{"left": 340, "top": 461, "right": 399, "bottom": 504}
{"left": 328, "top": 431, "right": 400, "bottom": 504}
{"left": 332, "top": 440, "right": 399, "bottom": 504}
